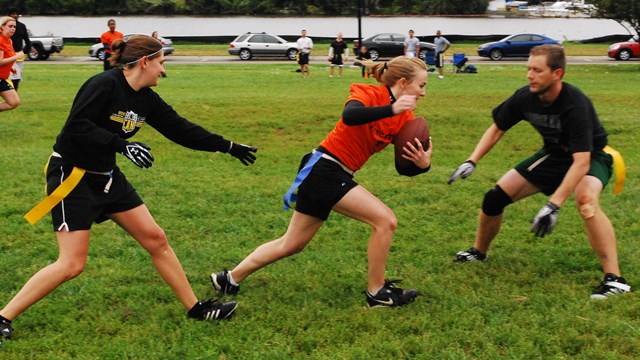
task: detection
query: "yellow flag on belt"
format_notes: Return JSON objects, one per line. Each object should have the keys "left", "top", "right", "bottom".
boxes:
{"left": 603, "top": 146, "right": 625, "bottom": 195}
{"left": 24, "top": 167, "right": 86, "bottom": 225}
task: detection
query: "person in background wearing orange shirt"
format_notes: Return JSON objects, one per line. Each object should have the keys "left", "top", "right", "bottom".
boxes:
{"left": 211, "top": 56, "right": 432, "bottom": 308}
{"left": 0, "top": 16, "right": 23, "bottom": 111}
{"left": 100, "top": 19, "right": 123, "bottom": 71}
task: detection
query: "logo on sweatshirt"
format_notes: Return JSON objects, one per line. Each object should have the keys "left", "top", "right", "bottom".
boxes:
{"left": 110, "top": 110, "right": 146, "bottom": 133}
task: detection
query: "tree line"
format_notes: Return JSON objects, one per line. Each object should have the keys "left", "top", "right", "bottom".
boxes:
{"left": 592, "top": 0, "right": 640, "bottom": 39}
{"left": 0, "top": 0, "right": 489, "bottom": 16}
{"left": 2, "top": 0, "right": 636, "bottom": 38}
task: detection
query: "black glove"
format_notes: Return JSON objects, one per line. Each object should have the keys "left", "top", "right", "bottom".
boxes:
{"left": 531, "top": 201, "right": 560, "bottom": 238}
{"left": 228, "top": 142, "right": 257, "bottom": 166}
{"left": 448, "top": 160, "right": 476, "bottom": 184}
{"left": 119, "top": 142, "right": 154, "bottom": 168}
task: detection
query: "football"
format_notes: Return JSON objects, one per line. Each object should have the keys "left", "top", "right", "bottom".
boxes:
{"left": 393, "top": 116, "right": 430, "bottom": 170}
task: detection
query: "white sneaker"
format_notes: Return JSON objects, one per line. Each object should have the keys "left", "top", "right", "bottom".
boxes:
{"left": 438, "top": 75, "right": 444, "bottom": 79}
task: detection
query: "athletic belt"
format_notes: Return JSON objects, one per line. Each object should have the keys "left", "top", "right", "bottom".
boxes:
{"left": 317, "top": 151, "right": 355, "bottom": 176}
{"left": 24, "top": 152, "right": 113, "bottom": 225}
{"left": 603, "top": 145, "right": 625, "bottom": 195}
{"left": 282, "top": 150, "right": 355, "bottom": 210}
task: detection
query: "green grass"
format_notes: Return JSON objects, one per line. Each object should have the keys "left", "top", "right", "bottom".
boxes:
{"left": 1, "top": 62, "right": 639, "bottom": 359}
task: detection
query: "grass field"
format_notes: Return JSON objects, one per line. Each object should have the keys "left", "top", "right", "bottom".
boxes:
{"left": 0, "top": 61, "right": 639, "bottom": 359}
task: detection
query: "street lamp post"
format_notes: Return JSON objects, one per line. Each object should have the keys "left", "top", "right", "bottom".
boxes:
{"left": 357, "top": 0, "right": 363, "bottom": 55}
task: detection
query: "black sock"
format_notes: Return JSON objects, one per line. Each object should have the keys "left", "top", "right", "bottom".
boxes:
{"left": 187, "top": 301, "right": 203, "bottom": 319}
{"left": 0, "top": 315, "right": 11, "bottom": 324}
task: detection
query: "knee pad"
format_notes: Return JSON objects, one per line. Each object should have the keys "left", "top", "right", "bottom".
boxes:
{"left": 579, "top": 203, "right": 596, "bottom": 219}
{"left": 482, "top": 185, "right": 513, "bottom": 216}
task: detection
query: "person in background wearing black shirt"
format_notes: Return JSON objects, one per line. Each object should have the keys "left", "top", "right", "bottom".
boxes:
{"left": 448, "top": 45, "right": 630, "bottom": 300}
{"left": 7, "top": 7, "right": 30, "bottom": 91}
{"left": 355, "top": 45, "right": 371, "bottom": 78}
{"left": 0, "top": 35, "right": 258, "bottom": 345}
{"left": 328, "top": 32, "right": 348, "bottom": 78}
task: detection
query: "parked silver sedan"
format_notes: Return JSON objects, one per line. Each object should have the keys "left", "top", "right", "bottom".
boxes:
{"left": 228, "top": 32, "right": 298, "bottom": 61}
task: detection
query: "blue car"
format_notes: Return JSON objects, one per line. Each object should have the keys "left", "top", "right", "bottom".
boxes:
{"left": 478, "top": 33, "right": 560, "bottom": 60}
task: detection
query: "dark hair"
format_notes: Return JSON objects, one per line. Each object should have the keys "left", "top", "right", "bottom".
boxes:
{"left": 7, "top": 7, "right": 19, "bottom": 14}
{"left": 110, "top": 34, "right": 163, "bottom": 68}
{"left": 530, "top": 44, "right": 566, "bottom": 74}
{"left": 359, "top": 56, "right": 427, "bottom": 86}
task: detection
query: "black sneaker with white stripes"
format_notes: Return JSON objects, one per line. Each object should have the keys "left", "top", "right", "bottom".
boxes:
{"left": 211, "top": 269, "right": 240, "bottom": 296}
{"left": 0, "top": 318, "right": 13, "bottom": 346}
{"left": 591, "top": 273, "right": 631, "bottom": 300}
{"left": 453, "top": 247, "right": 487, "bottom": 263}
{"left": 188, "top": 299, "right": 238, "bottom": 321}
{"left": 365, "top": 279, "right": 418, "bottom": 308}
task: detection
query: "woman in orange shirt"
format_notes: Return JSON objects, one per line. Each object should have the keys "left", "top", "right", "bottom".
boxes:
{"left": 211, "top": 56, "right": 432, "bottom": 308}
{"left": 0, "top": 16, "right": 24, "bottom": 111}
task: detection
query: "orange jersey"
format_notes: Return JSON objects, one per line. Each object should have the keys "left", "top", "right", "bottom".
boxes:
{"left": 320, "top": 84, "right": 415, "bottom": 171}
{"left": 0, "top": 35, "right": 16, "bottom": 79}
{"left": 100, "top": 31, "right": 124, "bottom": 53}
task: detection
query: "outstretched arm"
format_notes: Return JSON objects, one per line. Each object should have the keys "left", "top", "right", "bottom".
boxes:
{"left": 549, "top": 151, "right": 590, "bottom": 207}
{"left": 448, "top": 123, "right": 505, "bottom": 184}
{"left": 468, "top": 123, "right": 505, "bottom": 164}
{"left": 531, "top": 151, "right": 590, "bottom": 237}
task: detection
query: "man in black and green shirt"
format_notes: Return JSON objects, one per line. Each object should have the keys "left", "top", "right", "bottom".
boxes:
{"left": 448, "top": 44, "right": 630, "bottom": 300}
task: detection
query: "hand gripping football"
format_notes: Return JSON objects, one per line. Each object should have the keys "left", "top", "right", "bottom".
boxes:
{"left": 393, "top": 116, "right": 430, "bottom": 170}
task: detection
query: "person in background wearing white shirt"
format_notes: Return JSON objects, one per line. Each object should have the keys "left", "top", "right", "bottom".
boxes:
{"left": 404, "top": 30, "right": 420, "bottom": 58}
{"left": 296, "top": 29, "right": 313, "bottom": 77}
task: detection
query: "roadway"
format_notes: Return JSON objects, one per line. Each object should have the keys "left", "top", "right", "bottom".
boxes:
{"left": 30, "top": 55, "right": 630, "bottom": 65}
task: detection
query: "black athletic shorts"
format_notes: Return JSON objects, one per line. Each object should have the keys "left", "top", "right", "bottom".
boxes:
{"left": 294, "top": 153, "right": 357, "bottom": 221}
{"left": 514, "top": 148, "right": 612, "bottom": 196}
{"left": 298, "top": 52, "right": 310, "bottom": 65}
{"left": 330, "top": 54, "right": 344, "bottom": 66}
{"left": 0, "top": 78, "right": 14, "bottom": 92}
{"left": 47, "top": 155, "right": 144, "bottom": 231}
{"left": 435, "top": 52, "right": 445, "bottom": 68}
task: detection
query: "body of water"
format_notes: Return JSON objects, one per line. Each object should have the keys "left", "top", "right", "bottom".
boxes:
{"left": 22, "top": 15, "right": 630, "bottom": 42}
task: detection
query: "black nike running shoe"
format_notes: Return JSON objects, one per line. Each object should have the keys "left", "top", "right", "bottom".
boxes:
{"left": 365, "top": 279, "right": 418, "bottom": 308}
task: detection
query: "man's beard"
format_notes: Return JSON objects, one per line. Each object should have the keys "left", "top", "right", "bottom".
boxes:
{"left": 531, "top": 82, "right": 551, "bottom": 96}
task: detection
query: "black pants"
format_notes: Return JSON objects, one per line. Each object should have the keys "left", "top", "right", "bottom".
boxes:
{"left": 103, "top": 52, "right": 113, "bottom": 71}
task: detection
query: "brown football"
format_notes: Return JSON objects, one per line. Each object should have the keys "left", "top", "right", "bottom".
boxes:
{"left": 393, "top": 116, "right": 430, "bottom": 170}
